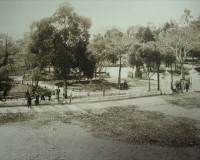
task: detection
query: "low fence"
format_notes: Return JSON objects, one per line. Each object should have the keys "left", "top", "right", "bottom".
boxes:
{"left": 72, "top": 91, "right": 161, "bottom": 103}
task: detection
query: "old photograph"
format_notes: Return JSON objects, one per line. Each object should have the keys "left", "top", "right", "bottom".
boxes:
{"left": 0, "top": 0, "right": 200, "bottom": 159}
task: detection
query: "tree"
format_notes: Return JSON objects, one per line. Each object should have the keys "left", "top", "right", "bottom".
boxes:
{"left": 87, "top": 33, "right": 107, "bottom": 78}
{"left": 128, "top": 43, "right": 143, "bottom": 78}
{"left": 159, "top": 26, "right": 199, "bottom": 80}
{"left": 73, "top": 41, "right": 96, "bottom": 81}
{"left": 29, "top": 17, "right": 55, "bottom": 72}
{"left": 30, "top": 67, "right": 44, "bottom": 87}
{"left": 104, "top": 28, "right": 126, "bottom": 87}
{"left": 141, "top": 42, "right": 162, "bottom": 91}
{"left": 143, "top": 27, "right": 155, "bottom": 43}
{"left": 127, "top": 26, "right": 156, "bottom": 78}
{"left": 29, "top": 2, "right": 93, "bottom": 97}
{"left": 50, "top": 2, "right": 92, "bottom": 97}
{"left": 0, "top": 34, "right": 18, "bottom": 86}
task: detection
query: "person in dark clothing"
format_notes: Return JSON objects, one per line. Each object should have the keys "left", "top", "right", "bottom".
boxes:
{"left": 56, "top": 87, "right": 60, "bottom": 101}
{"left": 175, "top": 81, "right": 180, "bottom": 92}
{"left": 3, "top": 88, "right": 8, "bottom": 102}
{"left": 27, "top": 95, "right": 32, "bottom": 108}
{"left": 40, "top": 92, "right": 45, "bottom": 102}
{"left": 185, "top": 81, "right": 189, "bottom": 92}
{"left": 35, "top": 93, "right": 39, "bottom": 106}
{"left": 32, "top": 87, "right": 36, "bottom": 96}
{"left": 47, "top": 91, "right": 51, "bottom": 101}
{"left": 123, "top": 81, "right": 128, "bottom": 90}
{"left": 26, "top": 89, "right": 30, "bottom": 99}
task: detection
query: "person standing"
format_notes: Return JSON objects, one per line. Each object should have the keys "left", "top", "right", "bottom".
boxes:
{"left": 185, "top": 81, "right": 189, "bottom": 92}
{"left": 26, "top": 89, "right": 30, "bottom": 99}
{"left": 35, "top": 93, "right": 39, "bottom": 106}
{"left": 40, "top": 92, "right": 45, "bottom": 102}
{"left": 27, "top": 95, "right": 32, "bottom": 108}
{"left": 56, "top": 87, "right": 60, "bottom": 101}
{"left": 175, "top": 81, "right": 180, "bottom": 92}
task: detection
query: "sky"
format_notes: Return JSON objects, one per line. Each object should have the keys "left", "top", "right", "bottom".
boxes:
{"left": 0, "top": 0, "right": 200, "bottom": 39}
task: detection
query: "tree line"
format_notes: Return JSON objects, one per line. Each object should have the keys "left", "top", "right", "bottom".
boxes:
{"left": 0, "top": 3, "right": 200, "bottom": 95}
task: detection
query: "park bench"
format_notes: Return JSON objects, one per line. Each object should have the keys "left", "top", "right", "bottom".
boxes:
{"left": 71, "top": 84, "right": 83, "bottom": 91}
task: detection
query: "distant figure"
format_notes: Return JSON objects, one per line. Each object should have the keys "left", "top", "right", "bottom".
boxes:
{"left": 175, "top": 81, "right": 180, "bottom": 92}
{"left": 40, "top": 92, "right": 45, "bottom": 102}
{"left": 56, "top": 87, "right": 60, "bottom": 101}
{"left": 35, "top": 93, "right": 39, "bottom": 106}
{"left": 62, "top": 94, "right": 66, "bottom": 105}
{"left": 26, "top": 89, "right": 30, "bottom": 99}
{"left": 185, "top": 81, "right": 189, "bottom": 92}
{"left": 32, "top": 87, "right": 36, "bottom": 96}
{"left": 47, "top": 91, "right": 51, "bottom": 101}
{"left": 44, "top": 86, "right": 47, "bottom": 96}
{"left": 27, "top": 95, "right": 32, "bottom": 108}
{"left": 124, "top": 81, "right": 128, "bottom": 90}
{"left": 3, "top": 88, "right": 8, "bottom": 102}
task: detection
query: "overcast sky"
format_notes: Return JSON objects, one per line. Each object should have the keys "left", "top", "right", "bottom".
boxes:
{"left": 0, "top": 0, "right": 200, "bottom": 39}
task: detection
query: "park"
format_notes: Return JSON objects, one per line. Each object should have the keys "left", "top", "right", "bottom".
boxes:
{"left": 0, "top": 1, "right": 200, "bottom": 160}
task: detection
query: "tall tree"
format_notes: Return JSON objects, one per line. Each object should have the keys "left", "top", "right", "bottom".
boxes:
{"left": 159, "top": 26, "right": 199, "bottom": 80}
{"left": 51, "top": 2, "right": 92, "bottom": 97}
{"left": 128, "top": 43, "right": 143, "bottom": 78}
{"left": 141, "top": 41, "right": 162, "bottom": 91}
{"left": 0, "top": 34, "right": 18, "bottom": 84}
{"left": 104, "top": 28, "right": 126, "bottom": 87}
{"left": 87, "top": 33, "right": 107, "bottom": 77}
{"left": 29, "top": 17, "right": 55, "bottom": 72}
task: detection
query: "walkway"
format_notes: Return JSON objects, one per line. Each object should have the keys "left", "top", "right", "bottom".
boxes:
{"left": 1, "top": 96, "right": 200, "bottom": 122}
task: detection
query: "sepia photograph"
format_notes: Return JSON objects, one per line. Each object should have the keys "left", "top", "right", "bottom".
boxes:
{"left": 0, "top": 0, "right": 200, "bottom": 159}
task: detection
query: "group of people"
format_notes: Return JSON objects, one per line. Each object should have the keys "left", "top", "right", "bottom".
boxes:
{"left": 119, "top": 81, "right": 128, "bottom": 90}
{"left": 172, "top": 80, "right": 190, "bottom": 93}
{"left": 26, "top": 86, "right": 63, "bottom": 108}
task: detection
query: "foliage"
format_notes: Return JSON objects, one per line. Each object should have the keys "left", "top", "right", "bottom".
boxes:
{"left": 29, "top": 2, "right": 94, "bottom": 79}
{"left": 87, "top": 33, "right": 108, "bottom": 72}
{"left": 0, "top": 34, "right": 19, "bottom": 84}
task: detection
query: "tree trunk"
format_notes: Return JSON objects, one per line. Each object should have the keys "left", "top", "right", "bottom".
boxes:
{"left": 135, "top": 65, "right": 142, "bottom": 78}
{"left": 63, "top": 79, "right": 68, "bottom": 98}
{"left": 49, "top": 65, "right": 51, "bottom": 73}
{"left": 175, "top": 62, "right": 177, "bottom": 71}
{"left": 180, "top": 62, "right": 185, "bottom": 80}
{"left": 118, "top": 54, "right": 122, "bottom": 88}
{"left": 36, "top": 80, "right": 39, "bottom": 88}
{"left": 157, "top": 66, "right": 160, "bottom": 91}
{"left": 94, "top": 68, "right": 97, "bottom": 79}
{"left": 148, "top": 77, "right": 151, "bottom": 92}
{"left": 3, "top": 35, "right": 8, "bottom": 66}
{"left": 170, "top": 64, "right": 173, "bottom": 82}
